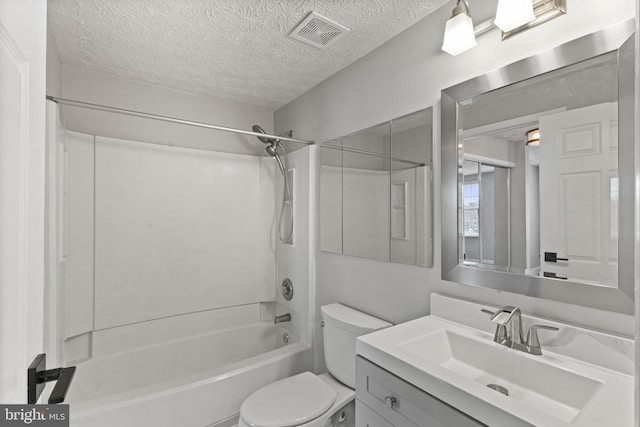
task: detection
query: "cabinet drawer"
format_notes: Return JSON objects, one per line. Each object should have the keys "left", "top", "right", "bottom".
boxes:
{"left": 356, "top": 399, "right": 395, "bottom": 427}
{"left": 356, "top": 356, "right": 486, "bottom": 427}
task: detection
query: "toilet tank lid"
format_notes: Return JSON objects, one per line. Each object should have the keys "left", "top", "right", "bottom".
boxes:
{"left": 320, "top": 303, "right": 391, "bottom": 334}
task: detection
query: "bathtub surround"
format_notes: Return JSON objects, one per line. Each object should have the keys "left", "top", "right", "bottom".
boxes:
{"left": 91, "top": 303, "right": 282, "bottom": 359}
{"left": 60, "top": 127, "right": 278, "bottom": 356}
{"left": 275, "top": 145, "right": 316, "bottom": 347}
{"left": 274, "top": 0, "right": 637, "bottom": 374}
{"left": 45, "top": 97, "right": 314, "bottom": 425}
{"left": 94, "top": 137, "right": 274, "bottom": 328}
{"left": 55, "top": 64, "right": 315, "bottom": 344}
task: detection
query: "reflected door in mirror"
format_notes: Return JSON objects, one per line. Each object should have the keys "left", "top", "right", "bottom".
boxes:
{"left": 539, "top": 102, "right": 618, "bottom": 286}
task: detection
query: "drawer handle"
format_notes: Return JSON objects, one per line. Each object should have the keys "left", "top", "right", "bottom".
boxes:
{"left": 384, "top": 396, "right": 397, "bottom": 409}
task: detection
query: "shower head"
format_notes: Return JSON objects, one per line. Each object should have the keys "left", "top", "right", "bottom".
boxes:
{"left": 252, "top": 125, "right": 293, "bottom": 144}
{"left": 265, "top": 144, "right": 278, "bottom": 157}
{"left": 252, "top": 124, "right": 273, "bottom": 144}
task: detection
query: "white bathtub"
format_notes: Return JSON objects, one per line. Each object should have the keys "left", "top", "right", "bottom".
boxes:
{"left": 67, "top": 322, "right": 311, "bottom": 427}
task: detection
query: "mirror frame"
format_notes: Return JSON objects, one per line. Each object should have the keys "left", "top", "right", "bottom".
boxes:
{"left": 441, "top": 20, "right": 635, "bottom": 314}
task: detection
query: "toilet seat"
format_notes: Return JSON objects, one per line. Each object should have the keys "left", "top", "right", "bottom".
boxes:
{"left": 240, "top": 372, "right": 338, "bottom": 427}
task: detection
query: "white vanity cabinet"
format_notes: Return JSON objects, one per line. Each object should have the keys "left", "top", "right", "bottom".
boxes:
{"left": 356, "top": 356, "right": 486, "bottom": 427}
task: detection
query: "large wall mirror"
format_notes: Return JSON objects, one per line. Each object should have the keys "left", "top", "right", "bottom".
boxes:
{"left": 320, "top": 108, "right": 433, "bottom": 267}
{"left": 442, "top": 20, "right": 635, "bottom": 314}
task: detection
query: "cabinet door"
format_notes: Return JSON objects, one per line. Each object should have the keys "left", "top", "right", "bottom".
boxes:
{"left": 356, "top": 400, "right": 395, "bottom": 427}
{"left": 356, "top": 357, "right": 487, "bottom": 427}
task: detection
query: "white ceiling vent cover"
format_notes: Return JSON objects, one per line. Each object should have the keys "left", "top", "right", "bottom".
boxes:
{"left": 288, "top": 11, "right": 350, "bottom": 49}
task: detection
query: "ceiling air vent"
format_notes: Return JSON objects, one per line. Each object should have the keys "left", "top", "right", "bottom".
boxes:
{"left": 288, "top": 11, "right": 350, "bottom": 49}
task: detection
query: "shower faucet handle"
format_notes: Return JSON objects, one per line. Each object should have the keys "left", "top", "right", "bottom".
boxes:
{"left": 274, "top": 313, "right": 291, "bottom": 324}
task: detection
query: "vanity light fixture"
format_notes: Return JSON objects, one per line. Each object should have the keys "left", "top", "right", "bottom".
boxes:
{"left": 525, "top": 128, "right": 540, "bottom": 146}
{"left": 441, "top": 0, "right": 477, "bottom": 56}
{"left": 494, "top": 0, "right": 535, "bottom": 32}
{"left": 442, "top": 0, "right": 566, "bottom": 56}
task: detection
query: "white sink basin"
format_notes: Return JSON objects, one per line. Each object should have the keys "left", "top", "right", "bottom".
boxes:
{"left": 399, "top": 329, "right": 602, "bottom": 422}
{"left": 356, "top": 308, "right": 634, "bottom": 427}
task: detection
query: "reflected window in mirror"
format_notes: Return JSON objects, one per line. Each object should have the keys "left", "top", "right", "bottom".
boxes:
{"left": 461, "top": 161, "right": 510, "bottom": 270}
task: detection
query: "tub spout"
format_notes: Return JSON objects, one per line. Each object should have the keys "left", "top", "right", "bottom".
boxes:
{"left": 274, "top": 313, "right": 291, "bottom": 324}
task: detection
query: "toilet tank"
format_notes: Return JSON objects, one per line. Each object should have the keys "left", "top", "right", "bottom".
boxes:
{"left": 321, "top": 303, "right": 391, "bottom": 388}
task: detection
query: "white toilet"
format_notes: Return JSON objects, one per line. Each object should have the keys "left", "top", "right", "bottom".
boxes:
{"left": 238, "top": 303, "right": 391, "bottom": 427}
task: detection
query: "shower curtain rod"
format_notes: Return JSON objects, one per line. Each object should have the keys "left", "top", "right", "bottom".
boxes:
{"left": 45, "top": 96, "right": 315, "bottom": 146}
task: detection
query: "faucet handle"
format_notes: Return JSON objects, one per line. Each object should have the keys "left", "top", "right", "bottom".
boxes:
{"left": 480, "top": 308, "right": 510, "bottom": 345}
{"left": 526, "top": 325, "right": 559, "bottom": 354}
{"left": 489, "top": 306, "right": 520, "bottom": 325}
{"left": 481, "top": 308, "right": 516, "bottom": 324}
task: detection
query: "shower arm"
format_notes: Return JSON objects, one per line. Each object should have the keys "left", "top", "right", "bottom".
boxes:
{"left": 46, "top": 96, "right": 315, "bottom": 146}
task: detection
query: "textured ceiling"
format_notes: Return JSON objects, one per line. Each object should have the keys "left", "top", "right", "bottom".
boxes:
{"left": 48, "top": 0, "right": 448, "bottom": 110}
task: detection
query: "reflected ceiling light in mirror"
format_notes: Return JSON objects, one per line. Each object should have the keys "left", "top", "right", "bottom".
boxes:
{"left": 526, "top": 128, "right": 540, "bottom": 146}
{"left": 441, "top": 0, "right": 477, "bottom": 56}
{"left": 494, "top": 0, "right": 535, "bottom": 32}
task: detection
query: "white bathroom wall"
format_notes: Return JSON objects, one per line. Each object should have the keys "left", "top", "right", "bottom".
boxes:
{"left": 388, "top": 123, "right": 433, "bottom": 164}
{"left": 61, "top": 65, "right": 274, "bottom": 156}
{"left": 46, "top": 25, "right": 62, "bottom": 98}
{"left": 634, "top": 5, "right": 639, "bottom": 427}
{"left": 275, "top": 0, "right": 637, "bottom": 373}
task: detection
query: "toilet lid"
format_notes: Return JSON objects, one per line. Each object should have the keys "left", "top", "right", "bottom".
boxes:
{"left": 240, "top": 372, "right": 337, "bottom": 427}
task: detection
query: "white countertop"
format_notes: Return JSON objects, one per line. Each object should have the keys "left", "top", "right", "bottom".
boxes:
{"left": 356, "top": 295, "right": 634, "bottom": 427}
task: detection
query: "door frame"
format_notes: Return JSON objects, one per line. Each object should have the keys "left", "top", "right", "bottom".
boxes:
{"left": 0, "top": 0, "right": 47, "bottom": 404}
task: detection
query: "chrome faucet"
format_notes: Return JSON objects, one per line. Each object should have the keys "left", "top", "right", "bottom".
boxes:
{"left": 482, "top": 307, "right": 559, "bottom": 355}
{"left": 274, "top": 313, "right": 291, "bottom": 324}
{"left": 483, "top": 306, "right": 525, "bottom": 350}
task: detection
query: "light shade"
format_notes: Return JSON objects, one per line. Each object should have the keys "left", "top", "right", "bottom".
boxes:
{"left": 526, "top": 128, "right": 540, "bottom": 146}
{"left": 441, "top": 11, "right": 477, "bottom": 56}
{"left": 494, "top": 0, "right": 535, "bottom": 32}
